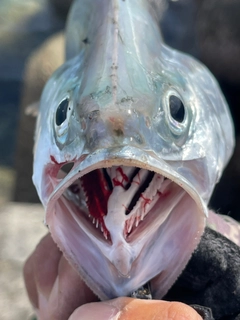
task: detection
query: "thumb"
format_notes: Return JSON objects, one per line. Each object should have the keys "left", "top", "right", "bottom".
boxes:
{"left": 68, "top": 297, "right": 203, "bottom": 320}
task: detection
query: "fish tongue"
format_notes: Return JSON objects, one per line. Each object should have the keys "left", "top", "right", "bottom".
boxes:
{"left": 103, "top": 182, "right": 137, "bottom": 276}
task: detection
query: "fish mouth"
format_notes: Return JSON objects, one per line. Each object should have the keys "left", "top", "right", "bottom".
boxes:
{"left": 60, "top": 166, "right": 177, "bottom": 244}
{"left": 45, "top": 148, "right": 206, "bottom": 300}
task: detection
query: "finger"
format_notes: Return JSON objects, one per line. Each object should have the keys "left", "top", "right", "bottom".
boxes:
{"left": 24, "top": 233, "right": 99, "bottom": 319}
{"left": 23, "top": 233, "right": 61, "bottom": 308}
{"left": 47, "top": 254, "right": 98, "bottom": 320}
{"left": 116, "top": 298, "right": 203, "bottom": 320}
{"left": 23, "top": 233, "right": 62, "bottom": 317}
{"left": 68, "top": 301, "right": 119, "bottom": 320}
{"left": 32, "top": 233, "right": 62, "bottom": 300}
{"left": 23, "top": 254, "right": 38, "bottom": 309}
{"left": 68, "top": 297, "right": 203, "bottom": 320}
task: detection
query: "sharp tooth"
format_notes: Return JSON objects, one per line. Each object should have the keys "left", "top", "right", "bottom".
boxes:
{"left": 100, "top": 224, "right": 103, "bottom": 232}
{"left": 127, "top": 219, "right": 131, "bottom": 233}
{"left": 141, "top": 210, "right": 145, "bottom": 221}
{"left": 103, "top": 231, "right": 108, "bottom": 240}
{"left": 92, "top": 218, "right": 95, "bottom": 224}
{"left": 127, "top": 216, "right": 134, "bottom": 233}
{"left": 96, "top": 219, "right": 99, "bottom": 228}
{"left": 125, "top": 220, "right": 129, "bottom": 232}
{"left": 124, "top": 223, "right": 128, "bottom": 235}
{"left": 135, "top": 216, "right": 140, "bottom": 227}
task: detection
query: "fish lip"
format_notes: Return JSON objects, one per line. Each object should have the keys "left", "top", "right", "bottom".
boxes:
{"left": 46, "top": 146, "right": 208, "bottom": 221}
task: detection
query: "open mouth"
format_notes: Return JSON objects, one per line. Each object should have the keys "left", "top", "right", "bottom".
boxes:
{"left": 45, "top": 158, "right": 205, "bottom": 299}
{"left": 57, "top": 165, "right": 185, "bottom": 244}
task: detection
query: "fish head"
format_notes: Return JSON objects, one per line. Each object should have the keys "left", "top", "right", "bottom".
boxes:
{"left": 33, "top": 0, "right": 234, "bottom": 300}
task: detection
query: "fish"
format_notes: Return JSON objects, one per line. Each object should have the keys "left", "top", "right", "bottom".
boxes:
{"left": 32, "top": 0, "right": 236, "bottom": 301}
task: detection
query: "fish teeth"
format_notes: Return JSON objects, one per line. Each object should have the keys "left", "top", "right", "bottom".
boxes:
{"left": 126, "top": 209, "right": 146, "bottom": 234}
{"left": 127, "top": 225, "right": 132, "bottom": 234}
{"left": 135, "top": 215, "right": 140, "bottom": 227}
{"left": 127, "top": 216, "right": 134, "bottom": 233}
{"left": 103, "top": 230, "right": 108, "bottom": 240}
{"left": 125, "top": 220, "right": 129, "bottom": 233}
{"left": 99, "top": 222, "right": 108, "bottom": 240}
{"left": 127, "top": 221, "right": 131, "bottom": 233}
{"left": 126, "top": 214, "right": 141, "bottom": 234}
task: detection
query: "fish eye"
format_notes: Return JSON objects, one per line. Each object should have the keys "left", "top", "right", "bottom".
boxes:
{"left": 169, "top": 95, "right": 185, "bottom": 123}
{"left": 163, "top": 92, "right": 190, "bottom": 144}
{"left": 56, "top": 98, "right": 69, "bottom": 126}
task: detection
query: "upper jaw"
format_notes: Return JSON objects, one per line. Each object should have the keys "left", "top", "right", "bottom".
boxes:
{"left": 43, "top": 146, "right": 207, "bottom": 300}
{"left": 46, "top": 146, "right": 208, "bottom": 216}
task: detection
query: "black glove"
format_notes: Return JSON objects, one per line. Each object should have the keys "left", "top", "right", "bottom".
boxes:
{"left": 164, "top": 227, "right": 240, "bottom": 320}
{"left": 191, "top": 305, "right": 214, "bottom": 320}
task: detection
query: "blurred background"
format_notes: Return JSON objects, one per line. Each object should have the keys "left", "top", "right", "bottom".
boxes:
{"left": 0, "top": 0, "right": 240, "bottom": 319}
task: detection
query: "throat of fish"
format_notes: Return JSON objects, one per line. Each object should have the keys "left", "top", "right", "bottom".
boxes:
{"left": 79, "top": 167, "right": 170, "bottom": 241}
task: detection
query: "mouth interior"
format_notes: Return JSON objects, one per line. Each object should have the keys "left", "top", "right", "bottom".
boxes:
{"left": 61, "top": 165, "right": 183, "bottom": 243}
{"left": 48, "top": 163, "right": 205, "bottom": 300}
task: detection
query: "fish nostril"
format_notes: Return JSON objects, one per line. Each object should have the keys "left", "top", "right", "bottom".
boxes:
{"left": 114, "top": 128, "right": 124, "bottom": 137}
{"left": 133, "top": 133, "right": 143, "bottom": 145}
{"left": 87, "top": 130, "right": 99, "bottom": 148}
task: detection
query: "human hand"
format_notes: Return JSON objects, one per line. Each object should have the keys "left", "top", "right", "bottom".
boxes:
{"left": 24, "top": 234, "right": 202, "bottom": 320}
{"left": 69, "top": 298, "right": 202, "bottom": 320}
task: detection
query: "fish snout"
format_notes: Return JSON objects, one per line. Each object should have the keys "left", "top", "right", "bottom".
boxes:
{"left": 84, "top": 109, "right": 148, "bottom": 151}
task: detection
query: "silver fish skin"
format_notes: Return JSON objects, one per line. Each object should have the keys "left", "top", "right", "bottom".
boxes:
{"left": 33, "top": 0, "right": 235, "bottom": 300}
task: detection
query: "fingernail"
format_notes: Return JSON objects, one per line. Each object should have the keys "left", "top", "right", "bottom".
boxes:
{"left": 69, "top": 302, "right": 120, "bottom": 320}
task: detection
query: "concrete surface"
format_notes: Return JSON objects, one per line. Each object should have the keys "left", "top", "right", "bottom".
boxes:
{"left": 0, "top": 203, "right": 47, "bottom": 320}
